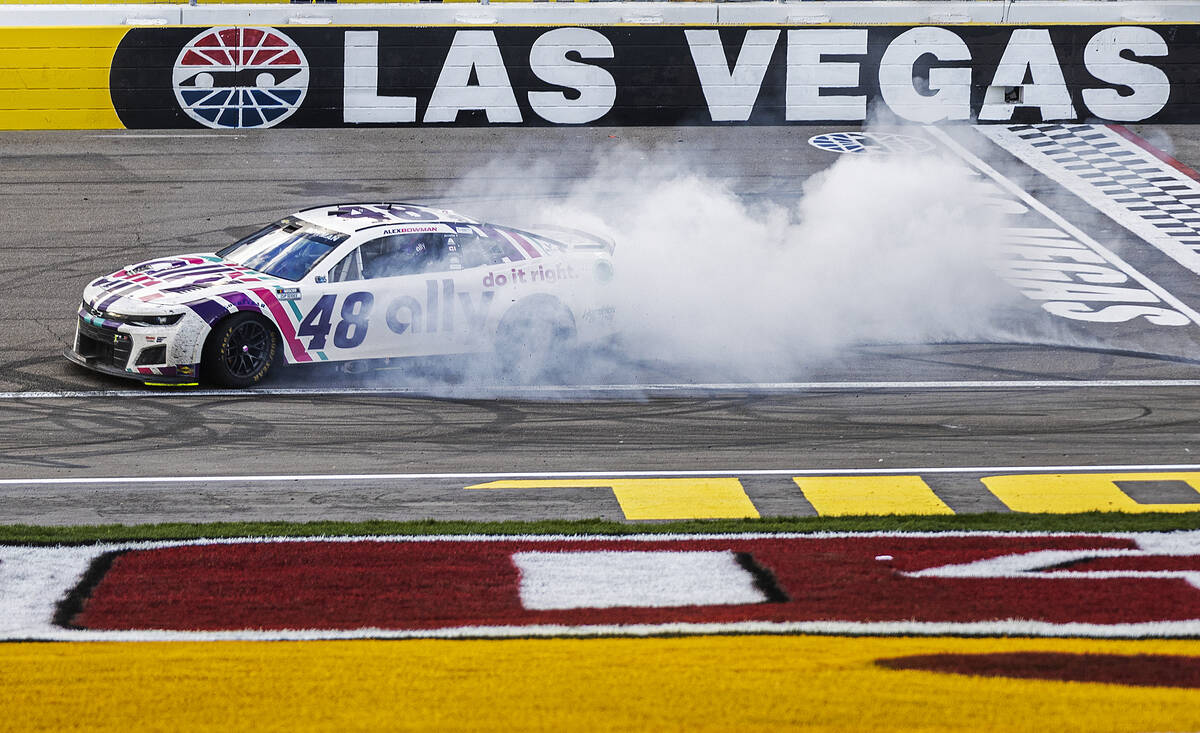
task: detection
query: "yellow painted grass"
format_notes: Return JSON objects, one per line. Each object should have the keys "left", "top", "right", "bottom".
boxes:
{"left": 4, "top": 635, "right": 1200, "bottom": 732}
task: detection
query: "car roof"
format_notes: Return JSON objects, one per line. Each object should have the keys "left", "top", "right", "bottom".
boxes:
{"left": 293, "top": 202, "right": 479, "bottom": 235}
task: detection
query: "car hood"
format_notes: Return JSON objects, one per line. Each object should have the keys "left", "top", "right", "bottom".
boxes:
{"left": 82, "top": 254, "right": 284, "bottom": 312}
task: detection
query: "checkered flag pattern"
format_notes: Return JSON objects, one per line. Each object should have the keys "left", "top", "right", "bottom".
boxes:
{"left": 978, "top": 124, "right": 1200, "bottom": 277}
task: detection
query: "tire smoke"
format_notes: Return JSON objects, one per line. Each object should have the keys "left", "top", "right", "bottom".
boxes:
{"left": 460, "top": 145, "right": 1019, "bottom": 380}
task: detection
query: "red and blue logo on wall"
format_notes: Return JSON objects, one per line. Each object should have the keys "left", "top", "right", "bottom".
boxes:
{"left": 171, "top": 27, "right": 309, "bottom": 129}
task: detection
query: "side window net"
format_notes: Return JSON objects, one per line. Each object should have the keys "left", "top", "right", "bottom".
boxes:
{"left": 328, "top": 248, "right": 363, "bottom": 283}
{"left": 456, "top": 232, "right": 506, "bottom": 268}
{"left": 330, "top": 231, "right": 506, "bottom": 281}
{"left": 361, "top": 234, "right": 441, "bottom": 279}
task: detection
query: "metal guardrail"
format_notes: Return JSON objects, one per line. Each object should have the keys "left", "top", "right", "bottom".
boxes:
{"left": 0, "top": 0, "right": 1009, "bottom": 4}
{"left": 0, "top": 0, "right": 1189, "bottom": 26}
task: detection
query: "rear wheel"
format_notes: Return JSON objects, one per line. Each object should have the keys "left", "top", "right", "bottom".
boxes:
{"left": 202, "top": 313, "right": 278, "bottom": 387}
{"left": 495, "top": 298, "right": 575, "bottom": 383}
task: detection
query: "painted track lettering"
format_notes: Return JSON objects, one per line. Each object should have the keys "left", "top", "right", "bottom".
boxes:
{"left": 9, "top": 533, "right": 1200, "bottom": 640}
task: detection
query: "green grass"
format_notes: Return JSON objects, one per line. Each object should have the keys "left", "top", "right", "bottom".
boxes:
{"left": 4, "top": 512, "right": 1200, "bottom": 544}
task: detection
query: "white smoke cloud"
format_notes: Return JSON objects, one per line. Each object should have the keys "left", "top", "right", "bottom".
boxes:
{"left": 455, "top": 142, "right": 1021, "bottom": 380}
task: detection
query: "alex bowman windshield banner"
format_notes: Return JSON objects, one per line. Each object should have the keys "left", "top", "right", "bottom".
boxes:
{"left": 108, "top": 25, "right": 1200, "bottom": 129}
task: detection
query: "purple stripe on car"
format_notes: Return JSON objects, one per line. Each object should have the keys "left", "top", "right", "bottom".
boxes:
{"left": 184, "top": 298, "right": 233, "bottom": 325}
{"left": 481, "top": 224, "right": 526, "bottom": 262}
{"left": 160, "top": 265, "right": 236, "bottom": 281}
{"left": 97, "top": 293, "right": 123, "bottom": 312}
{"left": 103, "top": 280, "right": 141, "bottom": 296}
{"left": 219, "top": 292, "right": 262, "bottom": 312}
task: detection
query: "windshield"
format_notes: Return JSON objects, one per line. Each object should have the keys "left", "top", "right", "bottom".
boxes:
{"left": 217, "top": 219, "right": 347, "bottom": 281}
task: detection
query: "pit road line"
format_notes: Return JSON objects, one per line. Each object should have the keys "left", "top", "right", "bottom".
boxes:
{"left": 5, "top": 379, "right": 1200, "bottom": 400}
{"left": 7, "top": 464, "right": 1200, "bottom": 486}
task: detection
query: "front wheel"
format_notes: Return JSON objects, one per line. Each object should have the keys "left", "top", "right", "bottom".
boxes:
{"left": 202, "top": 313, "right": 278, "bottom": 388}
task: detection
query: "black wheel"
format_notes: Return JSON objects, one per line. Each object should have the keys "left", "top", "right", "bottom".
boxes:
{"left": 495, "top": 297, "right": 576, "bottom": 384}
{"left": 202, "top": 313, "right": 278, "bottom": 388}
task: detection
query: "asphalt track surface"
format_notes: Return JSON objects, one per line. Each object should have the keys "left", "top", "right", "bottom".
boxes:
{"left": 4, "top": 125, "right": 1200, "bottom": 525}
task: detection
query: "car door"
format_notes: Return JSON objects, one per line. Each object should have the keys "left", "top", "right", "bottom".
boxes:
{"left": 366, "top": 227, "right": 516, "bottom": 357}
{"left": 290, "top": 233, "right": 437, "bottom": 361}
{"left": 286, "top": 243, "right": 389, "bottom": 362}
{"left": 434, "top": 227, "right": 508, "bottom": 353}
{"left": 366, "top": 228, "right": 509, "bottom": 357}
{"left": 294, "top": 228, "right": 513, "bottom": 362}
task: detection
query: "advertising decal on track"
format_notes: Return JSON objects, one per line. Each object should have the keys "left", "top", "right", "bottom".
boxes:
{"left": 979, "top": 123, "right": 1200, "bottom": 279}
{"left": 106, "top": 25, "right": 1200, "bottom": 128}
{"left": 807, "top": 132, "right": 936, "bottom": 155}
{"left": 6, "top": 532, "right": 1200, "bottom": 641}
{"left": 929, "top": 126, "right": 1200, "bottom": 332}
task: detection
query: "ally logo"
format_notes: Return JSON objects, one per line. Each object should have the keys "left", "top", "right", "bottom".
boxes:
{"left": 173, "top": 27, "right": 309, "bottom": 129}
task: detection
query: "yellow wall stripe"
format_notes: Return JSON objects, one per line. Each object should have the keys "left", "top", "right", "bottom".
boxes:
{"left": 0, "top": 27, "right": 124, "bottom": 129}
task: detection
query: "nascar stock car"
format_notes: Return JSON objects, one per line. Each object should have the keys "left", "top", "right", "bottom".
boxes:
{"left": 66, "top": 203, "right": 617, "bottom": 387}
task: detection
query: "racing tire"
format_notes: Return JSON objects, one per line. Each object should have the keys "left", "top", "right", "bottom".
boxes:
{"left": 202, "top": 313, "right": 278, "bottom": 388}
{"left": 495, "top": 297, "right": 576, "bottom": 384}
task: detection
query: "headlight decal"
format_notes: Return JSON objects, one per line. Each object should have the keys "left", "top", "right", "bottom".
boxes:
{"left": 81, "top": 300, "right": 185, "bottom": 328}
{"left": 78, "top": 304, "right": 125, "bottom": 332}
{"left": 126, "top": 314, "right": 184, "bottom": 327}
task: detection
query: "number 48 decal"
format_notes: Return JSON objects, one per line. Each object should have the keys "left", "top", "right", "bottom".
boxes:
{"left": 297, "top": 292, "right": 374, "bottom": 350}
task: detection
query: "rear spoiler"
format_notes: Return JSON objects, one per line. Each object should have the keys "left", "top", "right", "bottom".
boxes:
{"left": 511, "top": 225, "right": 616, "bottom": 255}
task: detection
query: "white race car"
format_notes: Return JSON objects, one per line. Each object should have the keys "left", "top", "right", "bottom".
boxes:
{"left": 66, "top": 203, "right": 616, "bottom": 386}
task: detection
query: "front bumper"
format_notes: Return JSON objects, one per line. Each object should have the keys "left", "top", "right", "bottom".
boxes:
{"left": 63, "top": 347, "right": 199, "bottom": 385}
{"left": 66, "top": 315, "right": 199, "bottom": 385}
{"left": 65, "top": 346, "right": 197, "bottom": 385}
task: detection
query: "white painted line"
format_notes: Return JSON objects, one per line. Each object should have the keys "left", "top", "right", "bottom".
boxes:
{"left": 930, "top": 126, "right": 1200, "bottom": 327}
{"left": 6, "top": 464, "right": 1200, "bottom": 486}
{"left": 6, "top": 379, "right": 1200, "bottom": 400}
{"left": 15, "top": 618, "right": 1200, "bottom": 642}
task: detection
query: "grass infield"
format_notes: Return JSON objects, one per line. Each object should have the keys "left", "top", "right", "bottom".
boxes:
{"left": 7, "top": 514, "right": 1200, "bottom": 730}
{"left": 6, "top": 637, "right": 1200, "bottom": 732}
{"left": 3, "top": 511, "right": 1200, "bottom": 544}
